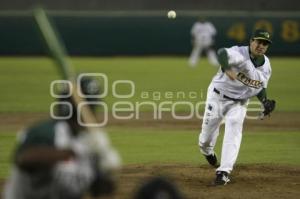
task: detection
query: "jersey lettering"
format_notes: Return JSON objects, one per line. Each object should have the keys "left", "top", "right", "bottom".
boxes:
{"left": 237, "top": 72, "right": 263, "bottom": 89}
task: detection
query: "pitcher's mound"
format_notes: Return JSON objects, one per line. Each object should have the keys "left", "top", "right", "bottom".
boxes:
{"left": 116, "top": 164, "right": 300, "bottom": 199}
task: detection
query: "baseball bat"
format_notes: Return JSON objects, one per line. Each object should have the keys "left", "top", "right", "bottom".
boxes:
{"left": 34, "top": 10, "right": 121, "bottom": 195}
{"left": 33, "top": 8, "right": 100, "bottom": 131}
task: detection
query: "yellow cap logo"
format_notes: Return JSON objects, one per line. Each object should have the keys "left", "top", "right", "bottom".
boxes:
{"left": 262, "top": 32, "right": 270, "bottom": 38}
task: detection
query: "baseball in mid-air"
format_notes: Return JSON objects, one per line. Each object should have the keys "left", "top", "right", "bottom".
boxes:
{"left": 167, "top": 10, "right": 176, "bottom": 19}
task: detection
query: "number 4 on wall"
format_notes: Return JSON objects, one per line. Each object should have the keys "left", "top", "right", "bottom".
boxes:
{"left": 227, "top": 23, "right": 246, "bottom": 42}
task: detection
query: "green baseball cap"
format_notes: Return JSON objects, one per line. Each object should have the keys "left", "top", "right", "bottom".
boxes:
{"left": 251, "top": 29, "right": 272, "bottom": 44}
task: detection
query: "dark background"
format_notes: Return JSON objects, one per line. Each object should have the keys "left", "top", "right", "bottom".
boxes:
{"left": 0, "top": 0, "right": 299, "bottom": 56}
{"left": 0, "top": 0, "right": 299, "bottom": 11}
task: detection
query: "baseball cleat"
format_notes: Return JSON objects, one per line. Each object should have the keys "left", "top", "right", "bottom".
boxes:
{"left": 214, "top": 171, "right": 230, "bottom": 186}
{"left": 204, "top": 153, "right": 218, "bottom": 168}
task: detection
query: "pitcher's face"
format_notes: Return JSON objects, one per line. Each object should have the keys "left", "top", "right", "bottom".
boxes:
{"left": 250, "top": 39, "right": 270, "bottom": 57}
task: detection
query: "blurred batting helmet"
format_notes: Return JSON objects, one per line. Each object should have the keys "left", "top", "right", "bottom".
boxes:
{"left": 134, "top": 176, "right": 184, "bottom": 199}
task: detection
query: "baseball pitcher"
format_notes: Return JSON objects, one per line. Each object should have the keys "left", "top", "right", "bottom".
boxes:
{"left": 198, "top": 29, "right": 276, "bottom": 185}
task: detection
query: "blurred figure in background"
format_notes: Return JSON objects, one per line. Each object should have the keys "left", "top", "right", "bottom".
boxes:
{"left": 188, "top": 18, "right": 219, "bottom": 68}
{"left": 3, "top": 76, "right": 121, "bottom": 199}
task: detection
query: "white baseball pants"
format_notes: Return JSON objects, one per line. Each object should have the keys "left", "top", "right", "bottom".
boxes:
{"left": 199, "top": 85, "right": 247, "bottom": 173}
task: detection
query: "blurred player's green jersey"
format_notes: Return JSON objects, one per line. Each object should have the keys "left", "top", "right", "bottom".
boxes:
{"left": 3, "top": 120, "right": 96, "bottom": 199}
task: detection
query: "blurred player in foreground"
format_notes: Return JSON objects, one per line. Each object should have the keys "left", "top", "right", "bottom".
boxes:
{"left": 188, "top": 18, "right": 219, "bottom": 67}
{"left": 3, "top": 76, "right": 121, "bottom": 199}
{"left": 198, "top": 29, "right": 276, "bottom": 185}
{"left": 134, "top": 176, "right": 184, "bottom": 199}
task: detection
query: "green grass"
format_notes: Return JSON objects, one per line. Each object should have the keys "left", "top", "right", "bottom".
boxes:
{"left": 107, "top": 128, "right": 300, "bottom": 165}
{"left": 1, "top": 129, "right": 299, "bottom": 178}
{"left": 0, "top": 132, "right": 17, "bottom": 178}
{"left": 1, "top": 56, "right": 299, "bottom": 178}
{"left": 0, "top": 56, "right": 299, "bottom": 112}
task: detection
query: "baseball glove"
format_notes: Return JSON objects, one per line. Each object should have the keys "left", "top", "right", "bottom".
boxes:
{"left": 262, "top": 99, "right": 276, "bottom": 116}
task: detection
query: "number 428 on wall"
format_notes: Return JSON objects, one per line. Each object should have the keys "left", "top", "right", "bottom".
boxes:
{"left": 227, "top": 20, "right": 300, "bottom": 43}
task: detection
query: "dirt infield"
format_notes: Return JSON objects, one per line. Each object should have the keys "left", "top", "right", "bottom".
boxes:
{"left": 116, "top": 164, "right": 300, "bottom": 199}
{"left": 115, "top": 165, "right": 300, "bottom": 199}
{"left": 1, "top": 111, "right": 300, "bottom": 132}
{"left": 1, "top": 164, "right": 299, "bottom": 199}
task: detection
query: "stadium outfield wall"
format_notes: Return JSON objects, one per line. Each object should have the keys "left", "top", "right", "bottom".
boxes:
{"left": 0, "top": 11, "right": 299, "bottom": 56}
